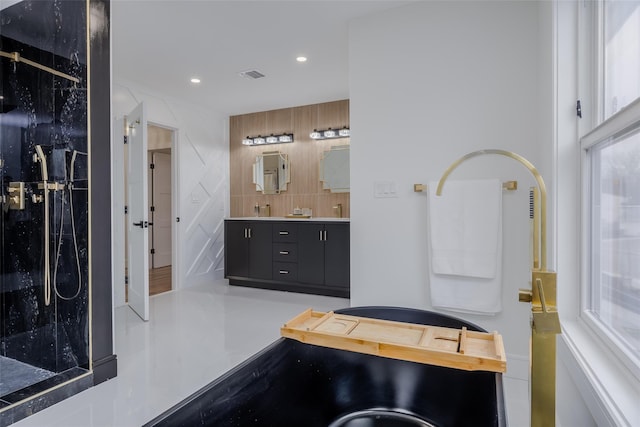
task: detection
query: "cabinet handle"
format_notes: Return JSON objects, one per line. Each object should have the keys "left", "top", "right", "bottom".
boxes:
{"left": 279, "top": 270, "right": 289, "bottom": 275}
{"left": 323, "top": 230, "right": 327, "bottom": 241}
{"left": 244, "top": 228, "right": 247, "bottom": 238}
{"left": 319, "top": 230, "right": 323, "bottom": 241}
{"left": 248, "top": 228, "right": 252, "bottom": 239}
{"left": 279, "top": 231, "right": 289, "bottom": 235}
{"left": 279, "top": 251, "right": 289, "bottom": 255}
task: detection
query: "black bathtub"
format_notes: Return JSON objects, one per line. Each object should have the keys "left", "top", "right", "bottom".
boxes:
{"left": 144, "top": 307, "right": 506, "bottom": 427}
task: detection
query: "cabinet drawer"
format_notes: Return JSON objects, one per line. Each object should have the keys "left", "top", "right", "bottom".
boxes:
{"left": 273, "top": 243, "right": 298, "bottom": 262}
{"left": 273, "top": 262, "right": 298, "bottom": 282}
{"left": 273, "top": 223, "right": 297, "bottom": 242}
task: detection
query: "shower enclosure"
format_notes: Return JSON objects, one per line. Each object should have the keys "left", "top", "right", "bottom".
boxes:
{"left": 0, "top": 0, "right": 91, "bottom": 420}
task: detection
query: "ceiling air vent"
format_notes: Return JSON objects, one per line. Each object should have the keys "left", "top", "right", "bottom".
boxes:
{"left": 239, "top": 69, "right": 265, "bottom": 79}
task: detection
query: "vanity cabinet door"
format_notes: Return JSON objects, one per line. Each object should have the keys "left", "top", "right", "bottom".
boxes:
{"left": 298, "top": 222, "right": 349, "bottom": 290}
{"left": 324, "top": 223, "right": 350, "bottom": 289}
{"left": 224, "top": 221, "right": 272, "bottom": 280}
{"left": 247, "top": 222, "right": 272, "bottom": 280}
{"left": 297, "top": 223, "right": 325, "bottom": 285}
{"left": 225, "top": 221, "right": 250, "bottom": 278}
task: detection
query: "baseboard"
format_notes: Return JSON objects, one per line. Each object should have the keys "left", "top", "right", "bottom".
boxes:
{"left": 505, "top": 352, "right": 529, "bottom": 381}
{"left": 92, "top": 354, "right": 117, "bottom": 385}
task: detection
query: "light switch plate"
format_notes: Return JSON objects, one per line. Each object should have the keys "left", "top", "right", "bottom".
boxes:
{"left": 374, "top": 181, "right": 398, "bottom": 198}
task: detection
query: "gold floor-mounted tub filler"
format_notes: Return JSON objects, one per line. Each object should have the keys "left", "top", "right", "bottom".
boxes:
{"left": 436, "top": 149, "right": 561, "bottom": 427}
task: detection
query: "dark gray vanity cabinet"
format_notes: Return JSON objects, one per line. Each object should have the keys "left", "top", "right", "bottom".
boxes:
{"left": 224, "top": 219, "right": 349, "bottom": 298}
{"left": 225, "top": 221, "right": 272, "bottom": 280}
{"left": 298, "top": 223, "right": 350, "bottom": 291}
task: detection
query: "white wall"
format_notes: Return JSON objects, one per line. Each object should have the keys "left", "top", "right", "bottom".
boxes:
{"left": 111, "top": 79, "right": 228, "bottom": 306}
{"left": 349, "top": 0, "right": 549, "bottom": 382}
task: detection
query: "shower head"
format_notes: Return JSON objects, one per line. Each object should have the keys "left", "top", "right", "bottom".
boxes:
{"left": 34, "top": 145, "right": 49, "bottom": 181}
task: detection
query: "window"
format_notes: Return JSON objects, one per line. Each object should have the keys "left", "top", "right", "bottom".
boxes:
{"left": 603, "top": 0, "right": 640, "bottom": 119}
{"left": 582, "top": 0, "right": 640, "bottom": 375}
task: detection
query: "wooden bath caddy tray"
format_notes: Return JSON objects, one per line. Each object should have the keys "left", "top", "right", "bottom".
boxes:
{"left": 281, "top": 309, "right": 506, "bottom": 373}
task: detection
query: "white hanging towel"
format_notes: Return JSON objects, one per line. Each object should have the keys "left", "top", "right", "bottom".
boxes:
{"left": 428, "top": 179, "right": 503, "bottom": 315}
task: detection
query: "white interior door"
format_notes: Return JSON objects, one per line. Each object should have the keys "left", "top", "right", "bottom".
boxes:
{"left": 152, "top": 151, "right": 172, "bottom": 268}
{"left": 127, "top": 102, "right": 149, "bottom": 321}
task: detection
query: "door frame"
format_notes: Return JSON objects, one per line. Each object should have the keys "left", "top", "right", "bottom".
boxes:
{"left": 112, "top": 117, "right": 180, "bottom": 310}
{"left": 147, "top": 121, "right": 179, "bottom": 294}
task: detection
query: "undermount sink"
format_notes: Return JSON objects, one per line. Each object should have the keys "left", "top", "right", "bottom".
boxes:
{"left": 144, "top": 307, "right": 506, "bottom": 427}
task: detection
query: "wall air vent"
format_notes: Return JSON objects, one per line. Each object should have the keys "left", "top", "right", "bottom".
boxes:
{"left": 239, "top": 69, "right": 266, "bottom": 79}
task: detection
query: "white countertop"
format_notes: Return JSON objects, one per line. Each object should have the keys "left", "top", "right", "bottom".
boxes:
{"left": 226, "top": 217, "right": 349, "bottom": 222}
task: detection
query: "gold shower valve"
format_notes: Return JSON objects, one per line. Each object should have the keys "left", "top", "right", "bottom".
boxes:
{"left": 7, "top": 182, "right": 25, "bottom": 210}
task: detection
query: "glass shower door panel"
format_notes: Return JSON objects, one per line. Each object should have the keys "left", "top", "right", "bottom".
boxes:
{"left": 0, "top": 0, "right": 90, "bottom": 402}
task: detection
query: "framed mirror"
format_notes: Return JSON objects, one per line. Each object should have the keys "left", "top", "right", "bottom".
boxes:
{"left": 253, "top": 151, "right": 290, "bottom": 194}
{"left": 320, "top": 145, "right": 350, "bottom": 193}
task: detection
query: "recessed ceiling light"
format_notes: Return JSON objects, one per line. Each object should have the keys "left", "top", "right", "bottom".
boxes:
{"left": 296, "top": 56, "right": 307, "bottom": 63}
{"left": 190, "top": 77, "right": 201, "bottom": 84}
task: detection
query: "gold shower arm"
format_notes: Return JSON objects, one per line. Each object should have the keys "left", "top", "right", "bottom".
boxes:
{"left": 435, "top": 149, "right": 548, "bottom": 271}
{"left": 0, "top": 50, "right": 80, "bottom": 84}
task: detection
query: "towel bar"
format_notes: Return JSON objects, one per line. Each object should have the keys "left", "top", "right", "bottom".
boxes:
{"left": 413, "top": 181, "right": 517, "bottom": 192}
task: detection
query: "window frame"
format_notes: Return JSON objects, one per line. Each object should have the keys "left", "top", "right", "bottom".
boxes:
{"left": 579, "top": 0, "right": 640, "bottom": 381}
{"left": 580, "top": 97, "right": 640, "bottom": 381}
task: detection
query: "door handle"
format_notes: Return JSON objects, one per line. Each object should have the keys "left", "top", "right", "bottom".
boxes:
{"left": 133, "top": 221, "right": 149, "bottom": 228}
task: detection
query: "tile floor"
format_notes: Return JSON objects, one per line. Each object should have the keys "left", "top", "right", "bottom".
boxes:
{"left": 12, "top": 279, "right": 529, "bottom": 426}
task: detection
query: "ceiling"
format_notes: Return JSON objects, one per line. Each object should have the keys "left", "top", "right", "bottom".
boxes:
{"left": 111, "top": 0, "right": 413, "bottom": 117}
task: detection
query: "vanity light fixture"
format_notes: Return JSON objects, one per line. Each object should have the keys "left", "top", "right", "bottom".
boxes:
{"left": 310, "top": 126, "right": 350, "bottom": 140}
{"left": 242, "top": 133, "right": 294, "bottom": 146}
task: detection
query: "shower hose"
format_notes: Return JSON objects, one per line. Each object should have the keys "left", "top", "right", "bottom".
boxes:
{"left": 36, "top": 146, "right": 83, "bottom": 306}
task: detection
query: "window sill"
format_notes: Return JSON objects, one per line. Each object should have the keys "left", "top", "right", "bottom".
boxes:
{"left": 559, "top": 320, "right": 640, "bottom": 427}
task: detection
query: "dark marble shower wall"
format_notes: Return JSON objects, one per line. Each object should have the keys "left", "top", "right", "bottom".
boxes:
{"left": 0, "top": 0, "right": 89, "bottom": 381}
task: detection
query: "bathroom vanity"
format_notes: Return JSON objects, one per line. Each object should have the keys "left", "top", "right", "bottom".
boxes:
{"left": 224, "top": 218, "right": 350, "bottom": 298}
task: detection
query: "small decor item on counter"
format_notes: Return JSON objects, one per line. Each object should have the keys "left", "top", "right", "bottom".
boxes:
{"left": 286, "top": 206, "right": 311, "bottom": 218}
{"left": 254, "top": 203, "right": 260, "bottom": 217}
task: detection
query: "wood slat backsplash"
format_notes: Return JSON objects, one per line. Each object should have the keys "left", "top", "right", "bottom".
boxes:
{"left": 229, "top": 100, "right": 350, "bottom": 218}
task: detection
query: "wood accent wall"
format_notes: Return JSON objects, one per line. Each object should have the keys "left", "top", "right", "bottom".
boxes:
{"left": 230, "top": 100, "right": 350, "bottom": 218}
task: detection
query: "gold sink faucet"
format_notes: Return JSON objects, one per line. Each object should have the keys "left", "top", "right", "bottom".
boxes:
{"left": 333, "top": 203, "right": 342, "bottom": 218}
